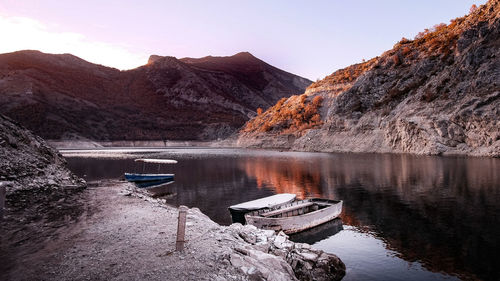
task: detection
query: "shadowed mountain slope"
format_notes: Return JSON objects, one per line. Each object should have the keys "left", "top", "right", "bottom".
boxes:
{"left": 0, "top": 51, "right": 311, "bottom": 141}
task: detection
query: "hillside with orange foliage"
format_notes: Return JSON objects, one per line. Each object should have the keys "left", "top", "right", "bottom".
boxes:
{"left": 242, "top": 94, "right": 324, "bottom": 136}
{"left": 306, "top": 58, "right": 378, "bottom": 97}
{"left": 239, "top": 0, "right": 500, "bottom": 157}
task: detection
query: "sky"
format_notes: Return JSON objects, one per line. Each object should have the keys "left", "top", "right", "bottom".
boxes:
{"left": 0, "top": 0, "right": 487, "bottom": 80}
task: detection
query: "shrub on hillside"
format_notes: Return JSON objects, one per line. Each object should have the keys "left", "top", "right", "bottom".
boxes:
{"left": 242, "top": 95, "right": 324, "bottom": 136}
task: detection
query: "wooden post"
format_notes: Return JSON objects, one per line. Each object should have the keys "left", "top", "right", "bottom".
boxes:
{"left": 176, "top": 205, "right": 188, "bottom": 252}
{"left": 0, "top": 183, "right": 6, "bottom": 218}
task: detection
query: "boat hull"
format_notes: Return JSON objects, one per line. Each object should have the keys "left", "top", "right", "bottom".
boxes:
{"left": 124, "top": 173, "right": 174, "bottom": 183}
{"left": 245, "top": 198, "right": 342, "bottom": 234}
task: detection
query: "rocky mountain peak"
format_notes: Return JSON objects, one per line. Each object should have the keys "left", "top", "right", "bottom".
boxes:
{"left": 232, "top": 51, "right": 257, "bottom": 60}
{"left": 146, "top": 55, "right": 184, "bottom": 68}
{"left": 147, "top": 55, "right": 163, "bottom": 64}
{"left": 179, "top": 51, "right": 261, "bottom": 66}
{"left": 234, "top": 51, "right": 253, "bottom": 56}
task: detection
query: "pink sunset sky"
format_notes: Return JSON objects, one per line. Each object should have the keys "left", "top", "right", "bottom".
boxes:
{"left": 0, "top": 0, "right": 486, "bottom": 80}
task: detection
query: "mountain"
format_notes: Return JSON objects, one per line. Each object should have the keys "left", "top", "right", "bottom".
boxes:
{"left": 238, "top": 0, "right": 500, "bottom": 157}
{"left": 0, "top": 51, "right": 311, "bottom": 141}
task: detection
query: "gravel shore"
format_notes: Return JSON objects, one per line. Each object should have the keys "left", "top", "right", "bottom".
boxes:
{"left": 1, "top": 180, "right": 345, "bottom": 281}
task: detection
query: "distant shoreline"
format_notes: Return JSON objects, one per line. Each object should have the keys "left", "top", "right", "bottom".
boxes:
{"left": 48, "top": 139, "right": 237, "bottom": 150}
{"left": 50, "top": 138, "right": 499, "bottom": 159}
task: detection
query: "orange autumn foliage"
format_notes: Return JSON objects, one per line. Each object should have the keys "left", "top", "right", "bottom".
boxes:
{"left": 242, "top": 94, "right": 324, "bottom": 135}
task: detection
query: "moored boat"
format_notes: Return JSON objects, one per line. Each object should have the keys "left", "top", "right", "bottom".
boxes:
{"left": 228, "top": 193, "right": 296, "bottom": 224}
{"left": 245, "top": 198, "right": 342, "bottom": 234}
{"left": 125, "top": 158, "right": 177, "bottom": 183}
{"left": 124, "top": 173, "right": 174, "bottom": 182}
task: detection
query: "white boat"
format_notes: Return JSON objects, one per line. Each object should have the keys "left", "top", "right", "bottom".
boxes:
{"left": 228, "top": 193, "right": 297, "bottom": 224}
{"left": 245, "top": 198, "right": 343, "bottom": 234}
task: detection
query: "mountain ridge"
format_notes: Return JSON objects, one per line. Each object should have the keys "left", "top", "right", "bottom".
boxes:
{"left": 238, "top": 0, "right": 500, "bottom": 157}
{"left": 0, "top": 50, "right": 311, "bottom": 141}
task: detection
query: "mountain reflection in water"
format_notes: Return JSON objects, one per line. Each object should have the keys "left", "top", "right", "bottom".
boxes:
{"left": 65, "top": 149, "right": 500, "bottom": 281}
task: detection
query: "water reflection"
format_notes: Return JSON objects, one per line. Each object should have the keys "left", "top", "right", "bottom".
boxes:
{"left": 133, "top": 179, "right": 176, "bottom": 198}
{"left": 242, "top": 153, "right": 500, "bottom": 280}
{"left": 65, "top": 149, "right": 500, "bottom": 281}
{"left": 239, "top": 158, "right": 323, "bottom": 199}
{"left": 134, "top": 179, "right": 174, "bottom": 189}
{"left": 289, "top": 218, "right": 344, "bottom": 244}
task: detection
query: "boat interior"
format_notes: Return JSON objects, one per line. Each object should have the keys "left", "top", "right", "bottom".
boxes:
{"left": 255, "top": 199, "right": 335, "bottom": 218}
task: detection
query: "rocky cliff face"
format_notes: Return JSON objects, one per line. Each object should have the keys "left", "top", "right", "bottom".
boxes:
{"left": 239, "top": 0, "right": 500, "bottom": 157}
{"left": 0, "top": 114, "right": 85, "bottom": 194}
{"left": 0, "top": 51, "right": 310, "bottom": 141}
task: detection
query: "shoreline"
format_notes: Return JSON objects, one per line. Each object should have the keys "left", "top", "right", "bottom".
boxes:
{"left": 48, "top": 139, "right": 238, "bottom": 150}
{"left": 49, "top": 139, "right": 499, "bottom": 159}
{"left": 0, "top": 180, "right": 345, "bottom": 281}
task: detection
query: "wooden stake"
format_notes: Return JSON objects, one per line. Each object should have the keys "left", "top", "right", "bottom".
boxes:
{"left": 176, "top": 205, "right": 188, "bottom": 251}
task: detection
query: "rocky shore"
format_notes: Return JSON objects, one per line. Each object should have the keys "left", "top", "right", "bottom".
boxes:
{"left": 0, "top": 114, "right": 85, "bottom": 194}
{"left": 1, "top": 180, "right": 345, "bottom": 281}
{"left": 0, "top": 113, "right": 345, "bottom": 280}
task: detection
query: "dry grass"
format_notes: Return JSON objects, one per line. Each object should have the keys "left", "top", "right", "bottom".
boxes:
{"left": 310, "top": 58, "right": 378, "bottom": 90}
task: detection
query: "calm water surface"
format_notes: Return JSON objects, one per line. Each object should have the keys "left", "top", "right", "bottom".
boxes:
{"left": 64, "top": 148, "right": 500, "bottom": 281}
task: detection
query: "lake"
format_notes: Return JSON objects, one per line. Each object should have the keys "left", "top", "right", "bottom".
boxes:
{"left": 63, "top": 147, "right": 500, "bottom": 281}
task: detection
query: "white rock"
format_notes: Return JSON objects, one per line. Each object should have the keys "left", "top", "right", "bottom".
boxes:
{"left": 298, "top": 252, "right": 318, "bottom": 262}
{"left": 243, "top": 224, "right": 257, "bottom": 231}
{"left": 256, "top": 234, "right": 268, "bottom": 244}
{"left": 273, "top": 235, "right": 287, "bottom": 249}
{"left": 262, "top": 229, "right": 275, "bottom": 238}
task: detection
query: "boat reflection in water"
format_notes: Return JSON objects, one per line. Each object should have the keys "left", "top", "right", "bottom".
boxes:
{"left": 134, "top": 178, "right": 174, "bottom": 188}
{"left": 133, "top": 179, "right": 176, "bottom": 198}
{"left": 289, "top": 218, "right": 344, "bottom": 245}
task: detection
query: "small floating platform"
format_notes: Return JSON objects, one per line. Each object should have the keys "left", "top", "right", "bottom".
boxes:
{"left": 229, "top": 193, "right": 296, "bottom": 224}
{"left": 134, "top": 159, "right": 178, "bottom": 164}
{"left": 245, "top": 198, "right": 342, "bottom": 234}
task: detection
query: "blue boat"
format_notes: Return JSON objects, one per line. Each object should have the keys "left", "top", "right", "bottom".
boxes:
{"left": 124, "top": 173, "right": 174, "bottom": 182}
{"left": 125, "top": 158, "right": 177, "bottom": 183}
